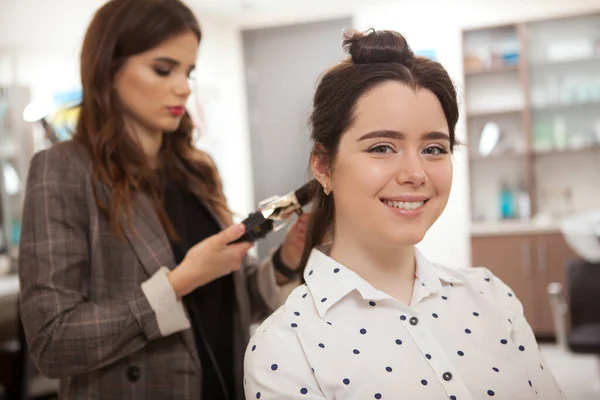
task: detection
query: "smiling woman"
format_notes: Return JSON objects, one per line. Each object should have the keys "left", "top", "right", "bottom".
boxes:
{"left": 243, "top": 29, "right": 565, "bottom": 400}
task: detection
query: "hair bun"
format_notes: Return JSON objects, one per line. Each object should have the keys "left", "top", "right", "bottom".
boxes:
{"left": 343, "top": 29, "right": 414, "bottom": 65}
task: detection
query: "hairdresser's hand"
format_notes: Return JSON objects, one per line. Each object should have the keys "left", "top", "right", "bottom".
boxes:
{"left": 279, "top": 213, "right": 309, "bottom": 275}
{"left": 168, "top": 224, "right": 253, "bottom": 299}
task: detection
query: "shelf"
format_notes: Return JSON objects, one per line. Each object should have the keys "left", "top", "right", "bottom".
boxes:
{"left": 470, "top": 151, "right": 529, "bottom": 161}
{"left": 532, "top": 100, "right": 600, "bottom": 113}
{"left": 470, "top": 220, "right": 561, "bottom": 237}
{"left": 533, "top": 144, "right": 600, "bottom": 157}
{"left": 465, "top": 64, "right": 519, "bottom": 76}
{"left": 467, "top": 108, "right": 523, "bottom": 119}
{"left": 530, "top": 55, "right": 600, "bottom": 68}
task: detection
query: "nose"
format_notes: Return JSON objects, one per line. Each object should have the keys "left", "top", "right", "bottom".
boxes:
{"left": 396, "top": 151, "right": 428, "bottom": 187}
{"left": 174, "top": 74, "right": 192, "bottom": 98}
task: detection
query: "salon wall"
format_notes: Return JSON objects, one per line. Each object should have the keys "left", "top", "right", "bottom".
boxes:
{"left": 0, "top": 0, "right": 255, "bottom": 218}
{"left": 352, "top": 0, "right": 600, "bottom": 269}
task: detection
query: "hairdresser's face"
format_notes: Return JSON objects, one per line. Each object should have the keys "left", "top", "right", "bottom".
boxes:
{"left": 326, "top": 81, "right": 453, "bottom": 248}
{"left": 113, "top": 31, "right": 198, "bottom": 136}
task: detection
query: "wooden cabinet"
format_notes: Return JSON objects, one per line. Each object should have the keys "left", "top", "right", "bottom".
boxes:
{"left": 471, "top": 232, "right": 579, "bottom": 338}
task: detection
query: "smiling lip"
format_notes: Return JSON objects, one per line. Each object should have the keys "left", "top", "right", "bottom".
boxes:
{"left": 381, "top": 194, "right": 430, "bottom": 202}
{"left": 381, "top": 197, "right": 429, "bottom": 218}
{"left": 167, "top": 106, "right": 185, "bottom": 116}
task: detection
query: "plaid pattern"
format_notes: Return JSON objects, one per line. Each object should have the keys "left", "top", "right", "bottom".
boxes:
{"left": 18, "top": 140, "right": 275, "bottom": 399}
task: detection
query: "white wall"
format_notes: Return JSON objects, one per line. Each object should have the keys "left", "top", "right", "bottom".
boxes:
{"left": 0, "top": 0, "right": 254, "bottom": 218}
{"left": 353, "top": 0, "right": 600, "bottom": 269}
{"left": 190, "top": 10, "right": 255, "bottom": 219}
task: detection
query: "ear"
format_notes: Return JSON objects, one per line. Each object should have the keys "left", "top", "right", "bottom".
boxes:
{"left": 310, "top": 143, "right": 331, "bottom": 190}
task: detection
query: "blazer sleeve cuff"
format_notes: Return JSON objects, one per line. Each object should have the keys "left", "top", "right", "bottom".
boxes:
{"left": 141, "top": 267, "right": 191, "bottom": 337}
{"left": 256, "top": 251, "right": 300, "bottom": 311}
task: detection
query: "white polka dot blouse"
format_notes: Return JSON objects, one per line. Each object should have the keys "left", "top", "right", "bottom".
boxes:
{"left": 243, "top": 247, "right": 565, "bottom": 400}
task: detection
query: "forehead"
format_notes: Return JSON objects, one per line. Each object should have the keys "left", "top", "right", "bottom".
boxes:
{"left": 347, "top": 81, "right": 448, "bottom": 138}
{"left": 137, "top": 31, "right": 199, "bottom": 64}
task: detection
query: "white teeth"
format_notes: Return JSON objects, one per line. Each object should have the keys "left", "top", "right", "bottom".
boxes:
{"left": 383, "top": 200, "right": 425, "bottom": 210}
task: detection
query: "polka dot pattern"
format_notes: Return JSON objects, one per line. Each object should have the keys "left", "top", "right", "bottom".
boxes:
{"left": 244, "top": 254, "right": 564, "bottom": 399}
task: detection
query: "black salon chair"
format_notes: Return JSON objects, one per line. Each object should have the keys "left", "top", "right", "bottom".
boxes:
{"left": 565, "top": 260, "right": 600, "bottom": 353}
{"left": 548, "top": 259, "right": 600, "bottom": 363}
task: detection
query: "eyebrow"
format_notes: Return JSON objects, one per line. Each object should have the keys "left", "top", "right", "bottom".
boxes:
{"left": 357, "top": 130, "right": 451, "bottom": 143}
{"left": 153, "top": 57, "right": 196, "bottom": 70}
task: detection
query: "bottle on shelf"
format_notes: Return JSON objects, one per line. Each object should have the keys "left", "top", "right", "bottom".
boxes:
{"left": 499, "top": 180, "right": 516, "bottom": 220}
{"left": 516, "top": 182, "right": 531, "bottom": 220}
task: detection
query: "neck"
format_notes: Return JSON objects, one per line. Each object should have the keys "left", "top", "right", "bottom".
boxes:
{"left": 330, "top": 226, "right": 416, "bottom": 303}
{"left": 124, "top": 117, "right": 163, "bottom": 168}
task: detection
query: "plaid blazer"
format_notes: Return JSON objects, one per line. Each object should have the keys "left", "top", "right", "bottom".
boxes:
{"left": 18, "top": 140, "right": 297, "bottom": 399}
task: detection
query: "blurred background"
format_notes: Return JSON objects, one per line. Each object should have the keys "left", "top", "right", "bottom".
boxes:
{"left": 1, "top": 0, "right": 600, "bottom": 398}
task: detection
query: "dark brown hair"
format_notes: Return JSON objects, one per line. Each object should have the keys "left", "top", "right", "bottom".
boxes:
{"left": 74, "top": 0, "right": 232, "bottom": 239}
{"left": 299, "top": 29, "right": 459, "bottom": 278}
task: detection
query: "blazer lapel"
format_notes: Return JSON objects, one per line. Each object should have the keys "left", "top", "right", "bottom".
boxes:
{"left": 123, "top": 193, "right": 175, "bottom": 276}
{"left": 122, "top": 192, "right": 201, "bottom": 369}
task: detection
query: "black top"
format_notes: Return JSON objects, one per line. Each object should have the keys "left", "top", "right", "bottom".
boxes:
{"left": 163, "top": 180, "right": 236, "bottom": 400}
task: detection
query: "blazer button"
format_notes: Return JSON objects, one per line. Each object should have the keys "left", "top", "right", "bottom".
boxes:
{"left": 409, "top": 317, "right": 419, "bottom": 326}
{"left": 126, "top": 366, "right": 141, "bottom": 382}
{"left": 443, "top": 372, "right": 453, "bottom": 381}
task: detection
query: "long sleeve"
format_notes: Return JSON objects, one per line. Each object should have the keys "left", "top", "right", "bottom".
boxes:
{"left": 17, "top": 149, "right": 187, "bottom": 379}
{"left": 245, "top": 250, "right": 300, "bottom": 320}
{"left": 244, "top": 330, "right": 326, "bottom": 399}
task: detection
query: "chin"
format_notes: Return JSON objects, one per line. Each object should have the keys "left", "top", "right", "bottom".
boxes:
{"left": 160, "top": 122, "right": 182, "bottom": 133}
{"left": 392, "top": 232, "right": 426, "bottom": 246}
{"left": 381, "top": 223, "right": 429, "bottom": 247}
{"left": 152, "top": 117, "right": 183, "bottom": 133}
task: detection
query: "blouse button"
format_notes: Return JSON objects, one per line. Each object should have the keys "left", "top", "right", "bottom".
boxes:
{"left": 409, "top": 317, "right": 419, "bottom": 326}
{"left": 443, "top": 372, "right": 453, "bottom": 381}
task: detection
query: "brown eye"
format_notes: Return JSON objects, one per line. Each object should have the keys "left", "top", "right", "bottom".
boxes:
{"left": 153, "top": 67, "right": 171, "bottom": 77}
{"left": 422, "top": 146, "right": 448, "bottom": 156}
{"left": 368, "top": 144, "right": 394, "bottom": 154}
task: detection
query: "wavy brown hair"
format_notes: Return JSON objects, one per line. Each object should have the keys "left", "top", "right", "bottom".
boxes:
{"left": 74, "top": 0, "right": 232, "bottom": 240}
{"left": 299, "top": 29, "right": 459, "bottom": 280}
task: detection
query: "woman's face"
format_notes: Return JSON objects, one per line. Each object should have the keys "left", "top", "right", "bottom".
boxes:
{"left": 317, "top": 81, "right": 453, "bottom": 248}
{"left": 113, "top": 31, "right": 198, "bottom": 135}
